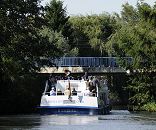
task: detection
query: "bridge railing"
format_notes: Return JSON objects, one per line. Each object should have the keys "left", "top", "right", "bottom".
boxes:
{"left": 50, "top": 57, "right": 132, "bottom": 67}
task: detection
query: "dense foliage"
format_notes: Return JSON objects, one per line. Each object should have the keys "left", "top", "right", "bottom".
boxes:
{"left": 43, "top": 0, "right": 78, "bottom": 56}
{"left": 107, "top": 2, "right": 156, "bottom": 110}
{"left": 0, "top": 0, "right": 73, "bottom": 114}
{"left": 0, "top": 0, "right": 61, "bottom": 81}
{"left": 0, "top": 0, "right": 156, "bottom": 113}
{"left": 70, "top": 14, "right": 117, "bottom": 56}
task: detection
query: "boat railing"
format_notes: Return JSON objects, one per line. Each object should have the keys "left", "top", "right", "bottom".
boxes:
{"left": 43, "top": 91, "right": 98, "bottom": 97}
{"left": 96, "top": 85, "right": 98, "bottom": 97}
{"left": 42, "top": 81, "right": 49, "bottom": 95}
{"left": 42, "top": 92, "right": 50, "bottom": 95}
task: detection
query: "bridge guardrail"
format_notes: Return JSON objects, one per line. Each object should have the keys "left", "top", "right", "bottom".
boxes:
{"left": 50, "top": 57, "right": 132, "bottom": 67}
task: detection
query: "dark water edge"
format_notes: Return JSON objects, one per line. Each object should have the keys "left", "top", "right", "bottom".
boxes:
{"left": 111, "top": 105, "right": 128, "bottom": 110}
{"left": 0, "top": 110, "right": 156, "bottom": 130}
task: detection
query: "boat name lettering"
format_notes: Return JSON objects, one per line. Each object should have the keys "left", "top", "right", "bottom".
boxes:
{"left": 49, "top": 100, "right": 62, "bottom": 104}
{"left": 48, "top": 99, "right": 84, "bottom": 104}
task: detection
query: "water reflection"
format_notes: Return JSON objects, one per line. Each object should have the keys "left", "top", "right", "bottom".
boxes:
{"left": 0, "top": 110, "right": 156, "bottom": 130}
{"left": 40, "top": 115, "right": 98, "bottom": 126}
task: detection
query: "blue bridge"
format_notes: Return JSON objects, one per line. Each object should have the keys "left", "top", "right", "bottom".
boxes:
{"left": 51, "top": 57, "right": 132, "bottom": 67}
{"left": 40, "top": 57, "right": 132, "bottom": 74}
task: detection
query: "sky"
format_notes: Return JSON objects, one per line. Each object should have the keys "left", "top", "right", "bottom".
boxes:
{"left": 41, "top": 0, "right": 156, "bottom": 15}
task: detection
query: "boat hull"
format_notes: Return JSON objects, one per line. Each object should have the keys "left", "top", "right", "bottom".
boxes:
{"left": 38, "top": 106, "right": 98, "bottom": 115}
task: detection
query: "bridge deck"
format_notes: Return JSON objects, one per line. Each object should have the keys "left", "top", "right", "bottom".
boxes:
{"left": 50, "top": 57, "right": 132, "bottom": 67}
{"left": 40, "top": 57, "right": 132, "bottom": 74}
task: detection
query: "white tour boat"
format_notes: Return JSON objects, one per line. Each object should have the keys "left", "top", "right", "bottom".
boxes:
{"left": 38, "top": 75, "right": 110, "bottom": 115}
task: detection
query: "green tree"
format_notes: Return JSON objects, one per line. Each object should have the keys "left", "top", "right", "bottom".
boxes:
{"left": 70, "top": 14, "right": 117, "bottom": 56}
{"left": 0, "top": 0, "right": 63, "bottom": 82}
{"left": 44, "top": 0, "right": 78, "bottom": 56}
{"left": 0, "top": 0, "right": 80, "bottom": 114}
{"left": 107, "top": 1, "right": 156, "bottom": 110}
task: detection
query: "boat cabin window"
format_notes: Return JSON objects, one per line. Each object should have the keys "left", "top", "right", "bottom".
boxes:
{"left": 57, "top": 89, "right": 63, "bottom": 95}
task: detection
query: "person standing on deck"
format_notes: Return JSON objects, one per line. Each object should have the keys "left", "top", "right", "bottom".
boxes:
{"left": 64, "top": 70, "right": 72, "bottom": 100}
{"left": 83, "top": 71, "right": 88, "bottom": 81}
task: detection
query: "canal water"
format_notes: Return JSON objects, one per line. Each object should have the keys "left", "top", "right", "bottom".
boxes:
{"left": 0, "top": 110, "right": 156, "bottom": 130}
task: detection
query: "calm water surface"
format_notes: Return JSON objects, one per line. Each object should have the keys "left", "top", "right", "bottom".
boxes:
{"left": 0, "top": 110, "right": 156, "bottom": 130}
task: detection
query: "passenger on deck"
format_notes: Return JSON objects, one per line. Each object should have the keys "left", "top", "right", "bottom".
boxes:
{"left": 85, "top": 79, "right": 90, "bottom": 89}
{"left": 50, "top": 87, "right": 56, "bottom": 96}
{"left": 88, "top": 76, "right": 94, "bottom": 92}
{"left": 47, "top": 75, "right": 56, "bottom": 92}
{"left": 83, "top": 72, "right": 88, "bottom": 81}
{"left": 64, "top": 86, "right": 71, "bottom": 99}
{"left": 72, "top": 88, "right": 77, "bottom": 96}
{"left": 90, "top": 76, "right": 98, "bottom": 96}
{"left": 83, "top": 87, "right": 91, "bottom": 96}
{"left": 91, "top": 87, "right": 97, "bottom": 97}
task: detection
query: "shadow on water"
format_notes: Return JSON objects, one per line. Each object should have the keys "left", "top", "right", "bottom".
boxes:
{"left": 0, "top": 110, "right": 156, "bottom": 130}
{"left": 0, "top": 114, "right": 42, "bottom": 130}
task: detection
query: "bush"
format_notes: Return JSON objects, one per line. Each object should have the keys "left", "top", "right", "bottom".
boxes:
{"left": 141, "top": 102, "right": 156, "bottom": 112}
